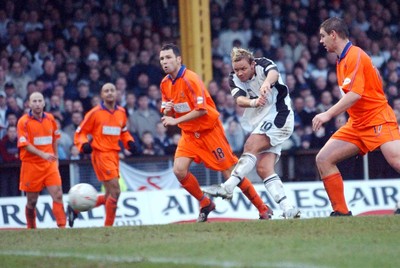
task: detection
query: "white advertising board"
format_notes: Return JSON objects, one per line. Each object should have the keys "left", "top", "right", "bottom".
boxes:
{"left": 1, "top": 179, "right": 399, "bottom": 229}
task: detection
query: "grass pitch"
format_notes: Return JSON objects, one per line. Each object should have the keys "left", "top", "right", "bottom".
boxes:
{"left": 1, "top": 216, "right": 399, "bottom": 268}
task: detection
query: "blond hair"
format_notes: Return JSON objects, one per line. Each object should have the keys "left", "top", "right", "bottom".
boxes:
{"left": 230, "top": 47, "right": 254, "bottom": 64}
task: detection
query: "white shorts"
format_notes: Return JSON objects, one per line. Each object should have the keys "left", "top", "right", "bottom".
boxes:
{"left": 251, "top": 111, "right": 294, "bottom": 157}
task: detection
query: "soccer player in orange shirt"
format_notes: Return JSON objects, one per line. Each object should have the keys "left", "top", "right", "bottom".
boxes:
{"left": 72, "top": 83, "right": 136, "bottom": 227}
{"left": 159, "top": 43, "right": 272, "bottom": 222}
{"left": 17, "top": 92, "right": 66, "bottom": 228}
{"left": 313, "top": 17, "right": 400, "bottom": 216}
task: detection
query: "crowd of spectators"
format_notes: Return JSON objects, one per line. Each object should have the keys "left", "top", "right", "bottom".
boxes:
{"left": 1, "top": 0, "right": 400, "bottom": 168}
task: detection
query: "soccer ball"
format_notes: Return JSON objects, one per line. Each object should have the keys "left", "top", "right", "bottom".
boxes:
{"left": 68, "top": 183, "right": 98, "bottom": 212}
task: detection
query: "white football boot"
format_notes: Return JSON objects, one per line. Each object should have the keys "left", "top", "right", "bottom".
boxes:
{"left": 203, "top": 184, "right": 233, "bottom": 200}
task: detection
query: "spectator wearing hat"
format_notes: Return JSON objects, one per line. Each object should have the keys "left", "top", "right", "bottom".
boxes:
{"left": 81, "top": 52, "right": 100, "bottom": 78}
{"left": 87, "top": 52, "right": 100, "bottom": 63}
{"left": 3, "top": 82, "right": 23, "bottom": 109}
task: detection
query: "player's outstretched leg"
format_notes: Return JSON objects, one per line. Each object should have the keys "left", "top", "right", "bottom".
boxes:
{"left": 203, "top": 183, "right": 233, "bottom": 200}
{"left": 95, "top": 194, "right": 106, "bottom": 207}
{"left": 204, "top": 153, "right": 258, "bottom": 199}
{"left": 263, "top": 174, "right": 300, "bottom": 219}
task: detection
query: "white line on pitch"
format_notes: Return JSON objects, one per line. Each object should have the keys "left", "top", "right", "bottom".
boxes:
{"left": 0, "top": 250, "right": 328, "bottom": 268}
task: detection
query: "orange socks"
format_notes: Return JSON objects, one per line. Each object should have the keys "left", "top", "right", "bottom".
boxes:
{"left": 238, "top": 178, "right": 270, "bottom": 214}
{"left": 52, "top": 201, "right": 66, "bottom": 228}
{"left": 180, "top": 172, "right": 210, "bottom": 208}
{"left": 25, "top": 206, "right": 36, "bottom": 229}
{"left": 323, "top": 173, "right": 349, "bottom": 214}
{"left": 95, "top": 194, "right": 106, "bottom": 207}
{"left": 105, "top": 196, "right": 117, "bottom": 226}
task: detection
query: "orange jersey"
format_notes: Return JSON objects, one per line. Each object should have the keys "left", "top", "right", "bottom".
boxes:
{"left": 160, "top": 66, "right": 220, "bottom": 132}
{"left": 74, "top": 103, "right": 134, "bottom": 152}
{"left": 17, "top": 111, "right": 60, "bottom": 163}
{"left": 337, "top": 43, "right": 396, "bottom": 127}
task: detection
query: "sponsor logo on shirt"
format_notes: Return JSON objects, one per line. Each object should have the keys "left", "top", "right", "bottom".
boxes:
{"left": 33, "top": 136, "right": 53, "bottom": 145}
{"left": 197, "top": 96, "right": 204, "bottom": 104}
{"left": 174, "top": 102, "right": 191, "bottom": 113}
{"left": 19, "top": 136, "right": 27, "bottom": 143}
{"left": 342, "top": 77, "right": 351, "bottom": 86}
{"left": 102, "top": 126, "right": 121, "bottom": 136}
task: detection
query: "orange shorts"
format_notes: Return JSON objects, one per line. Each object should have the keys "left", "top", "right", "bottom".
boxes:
{"left": 92, "top": 150, "right": 119, "bottom": 181}
{"left": 332, "top": 121, "right": 400, "bottom": 155}
{"left": 175, "top": 121, "right": 238, "bottom": 171}
{"left": 20, "top": 161, "right": 62, "bottom": 192}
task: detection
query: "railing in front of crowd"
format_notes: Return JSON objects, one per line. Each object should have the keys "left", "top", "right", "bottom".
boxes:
{"left": 0, "top": 149, "right": 399, "bottom": 197}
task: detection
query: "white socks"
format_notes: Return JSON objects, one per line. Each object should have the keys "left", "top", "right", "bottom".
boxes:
{"left": 224, "top": 153, "right": 257, "bottom": 193}
{"left": 263, "top": 174, "right": 293, "bottom": 211}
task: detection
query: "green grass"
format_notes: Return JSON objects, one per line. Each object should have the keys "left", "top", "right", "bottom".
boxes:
{"left": 1, "top": 216, "right": 399, "bottom": 268}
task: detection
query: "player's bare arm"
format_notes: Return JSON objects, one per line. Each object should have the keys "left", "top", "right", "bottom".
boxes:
{"left": 161, "top": 109, "right": 207, "bottom": 127}
{"left": 236, "top": 95, "right": 266, "bottom": 108}
{"left": 312, "top": 91, "right": 361, "bottom": 131}
{"left": 25, "top": 144, "right": 57, "bottom": 161}
{"left": 260, "top": 69, "right": 279, "bottom": 96}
